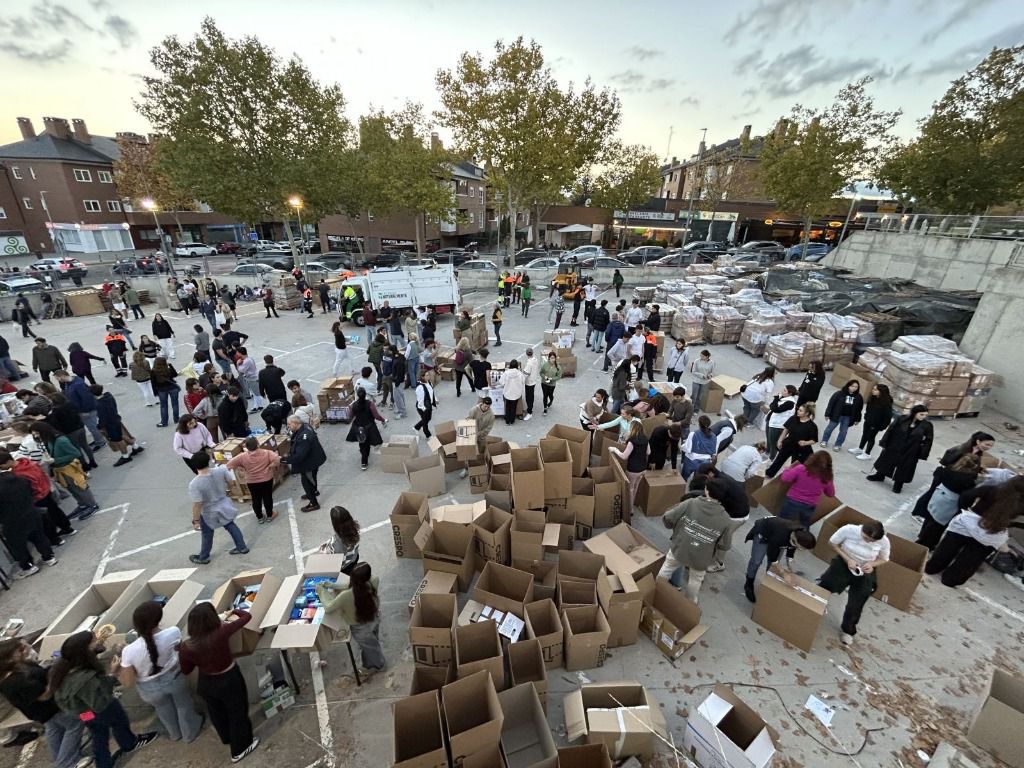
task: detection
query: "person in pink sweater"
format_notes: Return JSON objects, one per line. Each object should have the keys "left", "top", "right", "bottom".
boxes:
{"left": 780, "top": 450, "right": 836, "bottom": 527}
{"left": 226, "top": 437, "right": 282, "bottom": 523}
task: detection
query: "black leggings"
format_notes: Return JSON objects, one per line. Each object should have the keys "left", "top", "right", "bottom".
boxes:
{"left": 455, "top": 369, "right": 476, "bottom": 396}
{"left": 542, "top": 383, "right": 556, "bottom": 409}
{"left": 667, "top": 370, "right": 683, "bottom": 383}
{"left": 37, "top": 494, "right": 74, "bottom": 541}
{"left": 925, "top": 531, "right": 993, "bottom": 587}
{"left": 503, "top": 399, "right": 518, "bottom": 425}
{"left": 765, "top": 443, "right": 808, "bottom": 478}
{"left": 859, "top": 426, "right": 882, "bottom": 454}
{"left": 197, "top": 665, "right": 253, "bottom": 758}
{"left": 359, "top": 441, "right": 371, "bottom": 466}
{"left": 248, "top": 479, "right": 274, "bottom": 520}
{"left": 525, "top": 385, "right": 535, "bottom": 414}
{"left": 414, "top": 407, "right": 432, "bottom": 437}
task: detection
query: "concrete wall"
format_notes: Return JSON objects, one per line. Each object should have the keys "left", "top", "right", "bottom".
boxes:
{"left": 456, "top": 266, "right": 686, "bottom": 293}
{"left": 824, "top": 231, "right": 1024, "bottom": 418}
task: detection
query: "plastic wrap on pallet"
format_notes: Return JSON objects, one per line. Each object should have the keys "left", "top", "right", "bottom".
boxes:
{"left": 969, "top": 365, "right": 995, "bottom": 389}
{"left": 886, "top": 351, "right": 958, "bottom": 379}
{"left": 727, "top": 288, "right": 764, "bottom": 304}
{"left": 857, "top": 347, "right": 892, "bottom": 373}
{"left": 686, "top": 263, "right": 717, "bottom": 276}
{"left": 763, "top": 332, "right": 824, "bottom": 371}
{"left": 667, "top": 293, "right": 693, "bottom": 308}
{"left": 632, "top": 287, "right": 657, "bottom": 302}
{"left": 821, "top": 340, "right": 855, "bottom": 366}
{"left": 694, "top": 275, "right": 729, "bottom": 286}
{"left": 706, "top": 306, "right": 744, "bottom": 321}
{"left": 737, "top": 316, "right": 787, "bottom": 356}
{"left": 783, "top": 309, "right": 813, "bottom": 332}
{"left": 891, "top": 335, "right": 961, "bottom": 356}
{"left": 750, "top": 305, "right": 786, "bottom": 323}
{"left": 807, "top": 313, "right": 860, "bottom": 342}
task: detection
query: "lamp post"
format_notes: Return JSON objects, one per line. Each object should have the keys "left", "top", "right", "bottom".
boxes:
{"left": 38, "top": 191, "right": 63, "bottom": 258}
{"left": 682, "top": 127, "right": 708, "bottom": 246}
{"left": 142, "top": 197, "right": 176, "bottom": 277}
{"left": 288, "top": 196, "right": 305, "bottom": 271}
{"left": 838, "top": 195, "right": 859, "bottom": 248}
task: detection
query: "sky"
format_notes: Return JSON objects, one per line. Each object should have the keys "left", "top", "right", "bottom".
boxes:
{"left": 2, "top": 0, "right": 1023, "bottom": 162}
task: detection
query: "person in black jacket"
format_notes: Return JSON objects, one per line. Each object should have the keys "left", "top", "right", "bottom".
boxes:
{"left": 648, "top": 422, "right": 682, "bottom": 470}
{"left": 217, "top": 387, "right": 249, "bottom": 438}
{"left": 260, "top": 399, "right": 292, "bottom": 435}
{"left": 0, "top": 469, "right": 56, "bottom": 577}
{"left": 284, "top": 416, "right": 327, "bottom": 511}
{"left": 820, "top": 380, "right": 864, "bottom": 451}
{"left": 346, "top": 388, "right": 387, "bottom": 470}
{"left": 909, "top": 430, "right": 994, "bottom": 518}
{"left": 589, "top": 300, "right": 610, "bottom": 352}
{"left": 867, "top": 404, "right": 934, "bottom": 493}
{"left": 851, "top": 384, "right": 893, "bottom": 461}
{"left": 743, "top": 517, "right": 817, "bottom": 603}
{"left": 645, "top": 305, "right": 661, "bottom": 332}
{"left": 46, "top": 392, "right": 97, "bottom": 469}
{"left": 916, "top": 453, "right": 983, "bottom": 549}
{"left": 258, "top": 355, "right": 287, "bottom": 403}
{"left": 796, "top": 361, "right": 825, "bottom": 406}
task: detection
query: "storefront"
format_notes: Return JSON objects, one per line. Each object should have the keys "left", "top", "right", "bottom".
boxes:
{"left": 49, "top": 222, "right": 134, "bottom": 254}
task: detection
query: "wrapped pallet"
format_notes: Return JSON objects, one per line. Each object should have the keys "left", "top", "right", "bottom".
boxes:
{"left": 671, "top": 306, "right": 705, "bottom": 343}
{"left": 783, "top": 309, "right": 813, "bottom": 332}
{"left": 686, "top": 263, "right": 716, "bottom": 276}
{"left": 763, "top": 332, "right": 823, "bottom": 371}
{"left": 880, "top": 350, "right": 973, "bottom": 416}
{"left": 857, "top": 347, "right": 892, "bottom": 375}
{"left": 737, "top": 307, "right": 788, "bottom": 357}
{"left": 807, "top": 313, "right": 860, "bottom": 342}
{"left": 632, "top": 286, "right": 657, "bottom": 302}
{"left": 891, "top": 335, "right": 961, "bottom": 356}
{"left": 703, "top": 306, "right": 745, "bottom": 344}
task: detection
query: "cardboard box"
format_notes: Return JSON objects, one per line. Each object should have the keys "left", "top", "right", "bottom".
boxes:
{"left": 588, "top": 466, "right": 624, "bottom": 529}
{"left": 454, "top": 619, "right": 506, "bottom": 689}
{"left": 486, "top": 471, "right": 512, "bottom": 512}
{"left": 557, "top": 578, "right": 597, "bottom": 609}
{"left": 391, "top": 492, "right": 429, "bottom": 559}
{"left": 102, "top": 568, "right": 204, "bottom": 648}
{"left": 553, "top": 478, "right": 595, "bottom": 541}
{"left": 511, "top": 447, "right": 546, "bottom": 511}
{"left": 539, "top": 438, "right": 572, "bottom": 500}
{"left": 967, "top": 668, "right": 1024, "bottom": 768}
{"left": 410, "top": 593, "right": 456, "bottom": 668}
{"left": 524, "top": 599, "right": 563, "bottom": 670}
{"left": 583, "top": 523, "right": 666, "bottom": 583}
{"left": 589, "top": 413, "right": 619, "bottom": 456}
{"left": 521, "top": 561, "right": 557, "bottom": 602}
{"left": 830, "top": 361, "right": 877, "bottom": 393}
{"left": 703, "top": 374, "right": 746, "bottom": 414}
{"left": 745, "top": 475, "right": 764, "bottom": 507}
{"left": 545, "top": 501, "right": 575, "bottom": 552}
{"left": 473, "top": 506, "right": 513, "bottom": 566}
{"left": 261, "top": 554, "right": 346, "bottom": 652}
{"left": 461, "top": 744, "right": 508, "bottom": 768}
{"left": 598, "top": 571, "right": 645, "bottom": 648}
{"left": 416, "top": 521, "right": 477, "bottom": 592}
{"left": 546, "top": 424, "right": 590, "bottom": 476}
{"left": 558, "top": 550, "right": 605, "bottom": 582}
{"left": 442, "top": 670, "right": 505, "bottom": 763}
{"left": 37, "top": 569, "right": 148, "bottom": 658}
{"left": 486, "top": 439, "right": 514, "bottom": 468}
{"left": 812, "top": 506, "right": 928, "bottom": 612}
{"left": 430, "top": 500, "right": 487, "bottom": 526}
{"left": 405, "top": 453, "right": 446, "bottom": 497}
{"left": 561, "top": 605, "right": 610, "bottom": 671}
{"left": 563, "top": 683, "right": 668, "bottom": 760}
{"left": 408, "top": 570, "right": 459, "bottom": 614}
{"left": 639, "top": 579, "right": 709, "bottom": 659}
{"left": 456, "top": 419, "right": 480, "bottom": 461}
{"left": 507, "top": 638, "right": 548, "bottom": 712}
{"left": 510, "top": 510, "right": 560, "bottom": 569}
{"left": 635, "top": 469, "right": 686, "bottom": 517}
{"left": 467, "top": 457, "right": 489, "bottom": 495}
{"left": 591, "top": 430, "right": 624, "bottom": 467}
{"left": 556, "top": 744, "right": 613, "bottom": 768}
{"left": 750, "top": 567, "right": 830, "bottom": 652}
{"left": 210, "top": 568, "right": 283, "bottom": 655}
{"left": 473, "top": 561, "right": 534, "bottom": 617}
{"left": 497, "top": 683, "right": 558, "bottom": 768}
{"left": 379, "top": 435, "right": 420, "bottom": 473}
{"left": 393, "top": 691, "right": 449, "bottom": 768}
{"left": 410, "top": 664, "right": 454, "bottom": 696}
{"left": 684, "top": 685, "right": 777, "bottom": 768}
{"left": 752, "top": 477, "right": 841, "bottom": 524}
{"left": 640, "top": 412, "right": 668, "bottom": 439}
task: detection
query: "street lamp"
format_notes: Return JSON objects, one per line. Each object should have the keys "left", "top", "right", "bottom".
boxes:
{"left": 288, "top": 196, "right": 305, "bottom": 270}
{"left": 142, "top": 198, "right": 177, "bottom": 276}
{"left": 682, "top": 127, "right": 708, "bottom": 246}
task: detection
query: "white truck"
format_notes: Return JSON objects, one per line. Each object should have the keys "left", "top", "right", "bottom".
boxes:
{"left": 339, "top": 265, "right": 462, "bottom": 325}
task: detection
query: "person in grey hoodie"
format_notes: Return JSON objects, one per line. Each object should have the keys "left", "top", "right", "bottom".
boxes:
{"left": 657, "top": 478, "right": 732, "bottom": 602}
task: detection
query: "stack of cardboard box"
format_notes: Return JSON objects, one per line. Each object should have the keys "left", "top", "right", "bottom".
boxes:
{"left": 272, "top": 275, "right": 302, "bottom": 310}
{"left": 703, "top": 305, "right": 745, "bottom": 344}
{"left": 737, "top": 307, "right": 787, "bottom": 357}
{"left": 763, "top": 331, "right": 824, "bottom": 372}
{"left": 211, "top": 435, "right": 290, "bottom": 502}
{"left": 881, "top": 349, "right": 976, "bottom": 416}
{"left": 807, "top": 312, "right": 862, "bottom": 366}
{"left": 317, "top": 376, "right": 354, "bottom": 423}
{"left": 670, "top": 305, "right": 705, "bottom": 343}
{"left": 453, "top": 312, "right": 489, "bottom": 350}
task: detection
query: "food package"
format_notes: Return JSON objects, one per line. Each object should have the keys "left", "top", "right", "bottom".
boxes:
{"left": 891, "top": 335, "right": 961, "bottom": 356}
{"left": 783, "top": 310, "right": 813, "bottom": 332}
{"left": 763, "top": 332, "right": 824, "bottom": 371}
{"left": 807, "top": 313, "right": 860, "bottom": 342}
{"left": 857, "top": 347, "right": 891, "bottom": 374}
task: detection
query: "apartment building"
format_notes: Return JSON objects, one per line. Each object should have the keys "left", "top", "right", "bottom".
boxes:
{"left": 659, "top": 124, "right": 770, "bottom": 205}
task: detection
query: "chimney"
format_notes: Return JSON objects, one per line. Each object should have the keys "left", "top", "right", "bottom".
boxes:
{"left": 698, "top": 140, "right": 706, "bottom": 156}
{"left": 42, "top": 117, "right": 71, "bottom": 140}
{"left": 430, "top": 132, "right": 442, "bottom": 151}
{"left": 740, "top": 124, "right": 751, "bottom": 142}
{"left": 773, "top": 118, "right": 788, "bottom": 139}
{"left": 17, "top": 117, "right": 36, "bottom": 140}
{"left": 71, "top": 118, "right": 90, "bottom": 144}
{"left": 116, "top": 131, "right": 146, "bottom": 143}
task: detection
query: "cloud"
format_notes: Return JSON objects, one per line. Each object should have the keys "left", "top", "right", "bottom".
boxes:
{"left": 731, "top": 107, "right": 761, "bottom": 120}
{"left": 608, "top": 69, "right": 644, "bottom": 85}
{"left": 0, "top": 0, "right": 137, "bottom": 63}
{"left": 648, "top": 77, "right": 675, "bottom": 91}
{"left": 0, "top": 39, "right": 72, "bottom": 63}
{"left": 679, "top": 97, "right": 700, "bottom": 108}
{"left": 725, "top": 0, "right": 870, "bottom": 43}
{"left": 624, "top": 45, "right": 663, "bottom": 60}
{"left": 736, "top": 46, "right": 890, "bottom": 98}
{"left": 906, "top": 20, "right": 1024, "bottom": 79}
{"left": 103, "top": 14, "right": 136, "bottom": 48}
{"left": 920, "top": 0, "right": 995, "bottom": 44}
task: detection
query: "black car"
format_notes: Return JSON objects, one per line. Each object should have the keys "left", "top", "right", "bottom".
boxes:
{"left": 317, "top": 254, "right": 357, "bottom": 271}
{"left": 618, "top": 246, "right": 667, "bottom": 265}
{"left": 255, "top": 252, "right": 296, "bottom": 271}
{"left": 110, "top": 256, "right": 167, "bottom": 275}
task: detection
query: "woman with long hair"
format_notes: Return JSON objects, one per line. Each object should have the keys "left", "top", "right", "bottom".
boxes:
{"left": 681, "top": 414, "right": 717, "bottom": 480}
{"left": 916, "top": 453, "right": 983, "bottom": 550}
{"left": 779, "top": 450, "right": 837, "bottom": 527}
{"left": 129, "top": 350, "right": 156, "bottom": 407}
{"left": 609, "top": 419, "right": 650, "bottom": 514}
{"left": 178, "top": 603, "right": 259, "bottom": 762}
{"left": 183, "top": 378, "right": 206, "bottom": 415}
{"left": 765, "top": 403, "right": 819, "bottom": 478}
{"left": 867, "top": 404, "right": 934, "bottom": 493}
{"left": 151, "top": 314, "right": 175, "bottom": 359}
{"left": 150, "top": 357, "right": 181, "bottom": 428}
{"left": 50, "top": 632, "right": 159, "bottom": 768}
{"left": 320, "top": 505, "right": 361, "bottom": 573}
{"left": 346, "top": 387, "right": 387, "bottom": 470}
{"left": 173, "top": 414, "right": 215, "bottom": 474}
{"left": 453, "top": 336, "right": 475, "bottom": 397}
{"left": 539, "top": 351, "right": 562, "bottom": 415}
{"left": 925, "top": 476, "right": 1024, "bottom": 587}
{"left": 315, "top": 562, "right": 386, "bottom": 676}
{"left": 330, "top": 320, "right": 351, "bottom": 376}
{"left": 610, "top": 355, "right": 637, "bottom": 414}
{"left": 851, "top": 384, "right": 893, "bottom": 460}
{"left": 117, "top": 602, "right": 203, "bottom": 742}
{"left": 138, "top": 334, "right": 160, "bottom": 366}
{"left": 107, "top": 308, "right": 135, "bottom": 350}
{"left": 910, "top": 430, "right": 996, "bottom": 518}
{"left": 67, "top": 341, "right": 103, "bottom": 386}
{"left": 766, "top": 384, "right": 799, "bottom": 460}
{"left": 30, "top": 421, "right": 99, "bottom": 519}
{"left": 0, "top": 638, "right": 85, "bottom": 768}
{"left": 820, "top": 379, "right": 864, "bottom": 451}
{"left": 740, "top": 366, "right": 776, "bottom": 426}
{"left": 580, "top": 388, "right": 609, "bottom": 430}
{"left": 796, "top": 360, "right": 825, "bottom": 406}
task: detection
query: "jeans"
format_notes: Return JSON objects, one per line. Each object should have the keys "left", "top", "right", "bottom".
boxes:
{"left": 69, "top": 427, "right": 96, "bottom": 467}
{"left": 197, "top": 665, "right": 253, "bottom": 758}
{"left": 745, "top": 536, "right": 774, "bottom": 580}
{"left": 82, "top": 410, "right": 105, "bottom": 446}
{"left": 332, "top": 348, "right": 351, "bottom": 376}
{"left": 0, "top": 355, "right": 21, "bottom": 380}
{"left": 611, "top": 398, "right": 623, "bottom": 415}
{"left": 658, "top": 550, "right": 706, "bottom": 603}
{"left": 741, "top": 398, "right": 762, "bottom": 425}
{"left": 45, "top": 710, "right": 85, "bottom": 768}
{"left": 350, "top": 616, "right": 387, "bottom": 672}
{"left": 589, "top": 329, "right": 603, "bottom": 349}
{"left": 216, "top": 357, "right": 232, "bottom": 375}
{"left": 503, "top": 398, "right": 518, "bottom": 425}
{"left": 158, "top": 387, "right": 180, "bottom": 426}
{"left": 407, "top": 357, "right": 419, "bottom": 388}
{"left": 524, "top": 384, "right": 535, "bottom": 414}
{"left": 541, "top": 383, "right": 556, "bottom": 409}
{"left": 493, "top": 322, "right": 502, "bottom": 345}
{"left": 366, "top": 327, "right": 375, "bottom": 345}
{"left": 136, "top": 670, "right": 203, "bottom": 742}
{"left": 88, "top": 699, "right": 139, "bottom": 768}
{"left": 780, "top": 497, "right": 816, "bottom": 527}
{"left": 248, "top": 479, "right": 274, "bottom": 520}
{"left": 822, "top": 416, "right": 850, "bottom": 447}
{"left": 300, "top": 468, "right": 320, "bottom": 501}
{"left": 131, "top": 303, "right": 145, "bottom": 319}
{"left": 198, "top": 516, "right": 247, "bottom": 559}
{"left": 924, "top": 531, "right": 994, "bottom": 587}
{"left": 818, "top": 556, "right": 877, "bottom": 636}
{"left": 691, "top": 381, "right": 707, "bottom": 412}
{"left": 380, "top": 375, "right": 394, "bottom": 406}
{"left": 521, "top": 298, "right": 531, "bottom": 317}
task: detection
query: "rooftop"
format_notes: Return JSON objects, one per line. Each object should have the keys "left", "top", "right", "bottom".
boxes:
{"left": 0, "top": 131, "right": 120, "bottom": 164}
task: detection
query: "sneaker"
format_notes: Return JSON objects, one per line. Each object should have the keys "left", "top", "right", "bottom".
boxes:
{"left": 847, "top": 447, "right": 861, "bottom": 454}
{"left": 156, "top": 422, "right": 168, "bottom": 428}
{"left": 230, "top": 738, "right": 260, "bottom": 763}
{"left": 458, "top": 468, "right": 468, "bottom": 479}
{"left": 833, "top": 445, "right": 841, "bottom": 452}
{"left": 131, "top": 446, "right": 145, "bottom": 455}
{"left": 77, "top": 506, "right": 98, "bottom": 521}
{"left": 818, "top": 441, "right": 828, "bottom": 448}
{"left": 229, "top": 547, "right": 250, "bottom": 555}
{"left": 865, "top": 473, "right": 883, "bottom": 482}
{"left": 856, "top": 452, "right": 872, "bottom": 460}
{"left": 706, "top": 561, "right": 726, "bottom": 573}
{"left": 62, "top": 528, "right": 78, "bottom": 536}
{"left": 543, "top": 407, "right": 548, "bottom": 415}
{"left": 301, "top": 503, "right": 320, "bottom": 512}
{"left": 16, "top": 565, "right": 39, "bottom": 579}
{"left": 840, "top": 632, "right": 854, "bottom": 646}
{"left": 360, "top": 464, "right": 367, "bottom": 471}
{"left": 42, "top": 557, "right": 58, "bottom": 566}
{"left": 268, "top": 510, "right": 278, "bottom": 522}
{"left": 127, "top": 732, "right": 159, "bottom": 752}
{"left": 51, "top": 538, "right": 66, "bottom": 547}
{"left": 75, "top": 756, "right": 94, "bottom": 768}
{"left": 188, "top": 555, "right": 211, "bottom": 565}
{"left": 1003, "top": 573, "right": 1024, "bottom": 591}
{"left": 257, "top": 517, "right": 266, "bottom": 525}
{"left": 523, "top": 413, "right": 532, "bottom": 421}
{"left": 113, "top": 457, "right": 133, "bottom": 467}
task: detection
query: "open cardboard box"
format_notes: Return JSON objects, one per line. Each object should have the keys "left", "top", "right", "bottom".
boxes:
{"left": 812, "top": 506, "right": 928, "bottom": 612}
{"left": 393, "top": 690, "right": 449, "bottom": 768}
{"left": 583, "top": 523, "right": 666, "bottom": 582}
{"left": 210, "top": 568, "right": 284, "bottom": 655}
{"left": 557, "top": 578, "right": 597, "bottom": 610}
{"left": 379, "top": 434, "right": 420, "bottom": 474}
{"left": 405, "top": 453, "right": 447, "bottom": 497}
{"left": 684, "top": 684, "right": 778, "bottom": 768}
{"left": 390, "top": 491, "right": 429, "bottom": 559}
{"left": 456, "top": 418, "right": 479, "bottom": 461}
{"left": 750, "top": 566, "right": 830, "bottom": 653}
{"left": 442, "top": 670, "right": 505, "bottom": 764}
{"left": 564, "top": 682, "right": 668, "bottom": 760}
{"left": 639, "top": 579, "right": 708, "bottom": 659}
{"left": 473, "top": 506, "right": 513, "bottom": 566}
{"left": 37, "top": 569, "right": 148, "bottom": 659}
{"left": 429, "top": 499, "right": 487, "bottom": 526}
{"left": 521, "top": 560, "right": 557, "bottom": 602}
{"left": 539, "top": 437, "right": 572, "bottom": 500}
{"left": 415, "top": 520, "right": 477, "bottom": 592}
{"left": 467, "top": 457, "right": 489, "bottom": 495}
{"left": 704, "top": 374, "right": 746, "bottom": 414}
{"left": 101, "top": 568, "right": 205, "bottom": 649}
{"left": 967, "top": 667, "right": 1024, "bottom": 768}
{"left": 588, "top": 465, "right": 624, "bottom": 529}
{"left": 752, "top": 477, "right": 841, "bottom": 524}
{"left": 511, "top": 447, "right": 546, "bottom": 511}
{"left": 561, "top": 605, "right": 610, "bottom": 671}
{"left": 546, "top": 424, "right": 590, "bottom": 476}
{"left": 410, "top": 664, "right": 454, "bottom": 696}
{"left": 486, "top": 471, "right": 512, "bottom": 512}
{"left": 498, "top": 683, "right": 557, "bottom": 768}
{"left": 524, "top": 599, "right": 563, "bottom": 670}
{"left": 554, "top": 477, "right": 595, "bottom": 541}
{"left": 510, "top": 510, "right": 560, "bottom": 569}
{"left": 454, "top": 618, "right": 506, "bottom": 689}
{"left": 507, "top": 638, "right": 548, "bottom": 712}
{"left": 598, "top": 571, "right": 646, "bottom": 648}
{"left": 557, "top": 744, "right": 612, "bottom": 768}
{"left": 408, "top": 570, "right": 458, "bottom": 614}
{"left": 636, "top": 469, "right": 686, "bottom": 517}
{"left": 410, "top": 592, "right": 456, "bottom": 668}
{"left": 473, "top": 561, "right": 534, "bottom": 617}
{"left": 260, "top": 554, "right": 346, "bottom": 652}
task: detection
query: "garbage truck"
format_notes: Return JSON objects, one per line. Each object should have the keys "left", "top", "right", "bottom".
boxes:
{"left": 338, "top": 265, "right": 462, "bottom": 325}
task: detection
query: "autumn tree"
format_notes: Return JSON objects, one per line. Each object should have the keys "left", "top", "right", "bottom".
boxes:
{"left": 759, "top": 77, "right": 900, "bottom": 249}
{"left": 436, "top": 38, "right": 621, "bottom": 264}
{"left": 589, "top": 143, "right": 661, "bottom": 247}
{"left": 113, "top": 135, "right": 195, "bottom": 239}
{"left": 877, "top": 46, "right": 1024, "bottom": 214}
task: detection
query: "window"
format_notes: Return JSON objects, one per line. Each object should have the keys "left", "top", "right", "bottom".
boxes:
{"left": 12, "top": 166, "right": 22, "bottom": 179}
{"left": 22, "top": 197, "right": 33, "bottom": 210}
{"left": 479, "top": 188, "right": 484, "bottom": 203}
{"left": 726, "top": 164, "right": 734, "bottom": 176}
{"left": 74, "top": 169, "right": 92, "bottom": 182}
{"left": 30, "top": 167, "right": 36, "bottom": 180}
{"left": 98, "top": 170, "right": 113, "bottom": 183}
{"left": 84, "top": 200, "right": 101, "bottom": 212}
{"left": 0, "top": 207, "right": 6, "bottom": 219}
{"left": 107, "top": 200, "right": 122, "bottom": 212}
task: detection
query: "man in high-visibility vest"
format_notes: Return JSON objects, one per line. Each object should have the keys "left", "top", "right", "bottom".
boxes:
{"left": 643, "top": 328, "right": 659, "bottom": 381}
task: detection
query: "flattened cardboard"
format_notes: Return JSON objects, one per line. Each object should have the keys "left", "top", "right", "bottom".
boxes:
{"left": 410, "top": 592, "right": 456, "bottom": 668}
{"left": 563, "top": 683, "right": 668, "bottom": 760}
{"left": 556, "top": 744, "right": 613, "bottom": 768}
{"left": 639, "top": 579, "right": 709, "bottom": 659}
{"left": 410, "top": 664, "right": 454, "bottom": 696}
{"left": 588, "top": 465, "right": 623, "bottom": 529}
{"left": 473, "top": 506, "right": 513, "bottom": 566}
{"left": 442, "top": 670, "right": 505, "bottom": 763}
{"left": 704, "top": 374, "right": 746, "bottom": 414}
{"left": 380, "top": 434, "right": 420, "bottom": 473}
{"left": 211, "top": 568, "right": 284, "bottom": 655}
{"left": 752, "top": 478, "right": 841, "bottom": 524}
{"left": 416, "top": 520, "right": 477, "bottom": 592}
{"left": 407, "top": 570, "right": 458, "bottom": 614}
{"left": 684, "top": 685, "right": 777, "bottom": 768}
{"left": 636, "top": 469, "right": 686, "bottom": 517}
{"left": 967, "top": 667, "right": 1024, "bottom": 768}
{"left": 546, "top": 424, "right": 590, "bottom": 476}
{"left": 539, "top": 438, "right": 572, "bottom": 500}
{"left": 524, "top": 599, "right": 563, "bottom": 670}
{"left": 507, "top": 638, "right": 548, "bottom": 712}
{"left": 750, "top": 567, "right": 829, "bottom": 652}
{"left": 597, "top": 571, "right": 645, "bottom": 648}
{"left": 390, "top": 491, "right": 429, "bottom": 559}
{"left": 812, "top": 506, "right": 927, "bottom": 612}
{"left": 561, "top": 605, "right": 610, "bottom": 671}
{"left": 393, "top": 691, "right": 450, "bottom": 768}
{"left": 497, "top": 683, "right": 558, "bottom": 768}
{"left": 406, "top": 453, "right": 446, "bottom": 497}
{"left": 454, "top": 619, "right": 506, "bottom": 690}
{"left": 583, "top": 523, "right": 666, "bottom": 583}
{"left": 472, "top": 561, "right": 534, "bottom": 617}
{"left": 511, "top": 447, "right": 546, "bottom": 511}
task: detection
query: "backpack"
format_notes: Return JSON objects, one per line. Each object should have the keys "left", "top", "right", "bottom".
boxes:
{"left": 455, "top": 350, "right": 465, "bottom": 366}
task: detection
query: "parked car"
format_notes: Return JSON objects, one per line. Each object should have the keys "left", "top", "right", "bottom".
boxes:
{"left": 785, "top": 242, "right": 832, "bottom": 261}
{"left": 29, "top": 257, "right": 88, "bottom": 278}
{"left": 305, "top": 262, "right": 355, "bottom": 280}
{"left": 455, "top": 259, "right": 499, "bottom": 274}
{"left": 679, "top": 240, "right": 729, "bottom": 256}
{"left": 111, "top": 256, "right": 166, "bottom": 275}
{"left": 521, "top": 257, "right": 562, "bottom": 271}
{"left": 564, "top": 244, "right": 604, "bottom": 261}
{"left": 618, "top": 246, "right": 667, "bottom": 265}
{"left": 317, "top": 254, "right": 358, "bottom": 271}
{"left": 174, "top": 242, "right": 218, "bottom": 258}
{"left": 255, "top": 253, "right": 296, "bottom": 271}
{"left": 231, "top": 264, "right": 284, "bottom": 283}
{"left": 434, "top": 247, "right": 471, "bottom": 262}
{"left": 580, "top": 257, "right": 633, "bottom": 270}
{"left": 215, "top": 241, "right": 243, "bottom": 254}
{"left": 728, "top": 240, "right": 786, "bottom": 260}
{"left": 0, "top": 276, "right": 45, "bottom": 295}
{"left": 648, "top": 253, "right": 696, "bottom": 268}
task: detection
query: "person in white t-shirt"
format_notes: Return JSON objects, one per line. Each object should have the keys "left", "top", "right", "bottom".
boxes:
{"left": 817, "top": 521, "right": 891, "bottom": 646}
{"left": 719, "top": 442, "right": 767, "bottom": 482}
{"left": 624, "top": 301, "right": 643, "bottom": 331}
{"left": 117, "top": 601, "right": 204, "bottom": 742}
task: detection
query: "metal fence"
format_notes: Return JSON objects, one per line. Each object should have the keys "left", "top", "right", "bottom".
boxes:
{"left": 856, "top": 213, "right": 1024, "bottom": 241}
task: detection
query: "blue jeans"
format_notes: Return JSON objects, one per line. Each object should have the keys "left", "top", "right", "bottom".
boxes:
{"left": 216, "top": 357, "right": 232, "bottom": 375}
{"left": 822, "top": 416, "right": 850, "bottom": 447}
{"left": 745, "top": 536, "right": 773, "bottom": 580}
{"left": 198, "top": 516, "right": 247, "bottom": 559}
{"left": 611, "top": 398, "right": 623, "bottom": 414}
{"left": 780, "top": 497, "right": 816, "bottom": 527}
{"left": 158, "top": 387, "right": 180, "bottom": 425}
{"left": 407, "top": 357, "right": 419, "bottom": 388}
{"left": 44, "top": 711, "right": 85, "bottom": 768}
{"left": 0, "top": 355, "right": 21, "bottom": 380}
{"left": 691, "top": 381, "right": 707, "bottom": 412}
{"left": 82, "top": 410, "right": 105, "bottom": 445}
{"left": 589, "top": 329, "right": 603, "bottom": 348}
{"left": 88, "top": 700, "right": 138, "bottom": 768}
{"left": 136, "top": 670, "right": 203, "bottom": 742}
{"left": 393, "top": 385, "right": 407, "bottom": 417}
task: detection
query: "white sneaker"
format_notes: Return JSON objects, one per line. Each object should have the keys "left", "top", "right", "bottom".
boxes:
{"left": 1004, "top": 573, "right": 1024, "bottom": 591}
{"left": 840, "top": 632, "right": 854, "bottom": 646}
{"left": 523, "top": 413, "right": 532, "bottom": 421}
{"left": 847, "top": 447, "right": 861, "bottom": 454}
{"left": 16, "top": 565, "right": 39, "bottom": 579}
{"left": 833, "top": 445, "right": 841, "bottom": 452}
{"left": 819, "top": 441, "right": 828, "bottom": 448}
{"left": 856, "top": 452, "right": 872, "bottom": 460}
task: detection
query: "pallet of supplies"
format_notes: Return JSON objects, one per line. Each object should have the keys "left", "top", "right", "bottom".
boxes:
{"left": 783, "top": 309, "right": 813, "bottom": 332}
{"left": 763, "top": 332, "right": 823, "bottom": 372}
{"left": 703, "top": 306, "right": 745, "bottom": 344}
{"left": 670, "top": 305, "right": 705, "bottom": 343}
{"left": 63, "top": 289, "right": 106, "bottom": 316}
{"left": 807, "top": 312, "right": 860, "bottom": 342}
{"left": 881, "top": 348, "right": 975, "bottom": 416}
{"left": 737, "top": 308, "right": 787, "bottom": 357}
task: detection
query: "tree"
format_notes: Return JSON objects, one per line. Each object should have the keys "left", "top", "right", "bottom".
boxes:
{"left": 589, "top": 143, "right": 661, "bottom": 247}
{"left": 135, "top": 17, "right": 353, "bottom": 241}
{"left": 436, "top": 37, "right": 621, "bottom": 264}
{"left": 877, "top": 46, "right": 1024, "bottom": 214}
{"left": 113, "top": 135, "right": 196, "bottom": 239}
{"left": 759, "top": 77, "right": 900, "bottom": 249}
